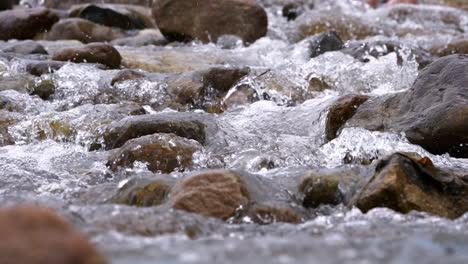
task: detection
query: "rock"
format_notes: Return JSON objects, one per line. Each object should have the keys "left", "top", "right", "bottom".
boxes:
{"left": 95, "top": 114, "right": 206, "bottom": 150}
{"left": 325, "top": 94, "right": 371, "bottom": 141}
{"left": 351, "top": 153, "right": 468, "bottom": 219}
{"left": 111, "top": 69, "right": 145, "bottom": 85}
{"left": 307, "top": 76, "right": 333, "bottom": 93}
{"left": 295, "top": 11, "right": 380, "bottom": 42}
{"left": 223, "top": 84, "right": 259, "bottom": 109}
{"left": 30, "top": 79, "right": 56, "bottom": 100}
{"left": 25, "top": 60, "right": 66, "bottom": 76}
{"left": 1, "top": 40, "right": 47, "bottom": 55}
{"left": 298, "top": 174, "right": 343, "bottom": 208}
{"left": 429, "top": 38, "right": 468, "bottom": 57}
{"left": 345, "top": 54, "right": 468, "bottom": 158}
{"left": 52, "top": 43, "right": 122, "bottom": 69}
{"left": 45, "top": 18, "right": 125, "bottom": 44}
{"left": 341, "top": 40, "right": 434, "bottom": 69}
{"left": 166, "top": 67, "right": 250, "bottom": 108}
{"left": 44, "top": 0, "right": 154, "bottom": 10}
{"left": 69, "top": 4, "right": 152, "bottom": 30}
{"left": 241, "top": 205, "right": 302, "bottom": 224}
{"left": 0, "top": 205, "right": 106, "bottom": 264}
{"left": 0, "top": 8, "right": 59, "bottom": 41}
{"left": 106, "top": 133, "right": 202, "bottom": 173}
{"left": 113, "top": 178, "right": 173, "bottom": 207}
{"left": 152, "top": 0, "right": 268, "bottom": 44}
{"left": 421, "top": 0, "right": 468, "bottom": 11}
{"left": 111, "top": 34, "right": 168, "bottom": 47}
{"left": 166, "top": 171, "right": 251, "bottom": 220}
{"left": 282, "top": 3, "right": 306, "bottom": 21}
{"left": 307, "top": 30, "right": 344, "bottom": 58}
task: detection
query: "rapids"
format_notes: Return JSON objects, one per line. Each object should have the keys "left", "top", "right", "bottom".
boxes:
{"left": 0, "top": 0, "right": 467, "bottom": 263}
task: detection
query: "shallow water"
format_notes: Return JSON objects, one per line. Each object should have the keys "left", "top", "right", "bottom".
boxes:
{"left": 1, "top": 0, "right": 468, "bottom": 263}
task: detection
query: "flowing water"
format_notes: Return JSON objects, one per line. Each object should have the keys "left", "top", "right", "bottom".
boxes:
{"left": 1, "top": 0, "right": 468, "bottom": 263}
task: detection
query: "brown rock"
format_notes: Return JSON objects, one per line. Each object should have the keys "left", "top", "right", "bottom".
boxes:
{"left": 0, "top": 8, "right": 59, "bottom": 41}
{"left": 52, "top": 43, "right": 122, "bottom": 69}
{"left": 97, "top": 115, "right": 206, "bottom": 150}
{"left": 429, "top": 39, "right": 468, "bottom": 57}
{"left": 298, "top": 174, "right": 343, "bottom": 208}
{"left": 114, "top": 180, "right": 172, "bottom": 207}
{"left": 166, "top": 171, "right": 251, "bottom": 220}
{"left": 152, "top": 0, "right": 268, "bottom": 44}
{"left": 45, "top": 0, "right": 154, "bottom": 10}
{"left": 106, "top": 133, "right": 202, "bottom": 173}
{"left": 243, "top": 206, "right": 302, "bottom": 225}
{"left": 111, "top": 69, "right": 145, "bottom": 85}
{"left": 0, "top": 205, "right": 106, "bottom": 264}
{"left": 325, "top": 94, "right": 370, "bottom": 141}
{"left": 0, "top": 125, "right": 14, "bottom": 146}
{"left": 351, "top": 153, "right": 468, "bottom": 219}
{"left": 45, "top": 18, "right": 125, "bottom": 44}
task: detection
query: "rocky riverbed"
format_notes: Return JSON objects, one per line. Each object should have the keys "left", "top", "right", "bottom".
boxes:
{"left": 0, "top": 0, "right": 467, "bottom": 263}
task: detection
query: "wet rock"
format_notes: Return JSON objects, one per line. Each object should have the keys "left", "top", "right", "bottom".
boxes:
{"left": 45, "top": 18, "right": 125, "bottom": 44}
{"left": 96, "top": 114, "right": 206, "bottom": 150}
{"left": 166, "top": 171, "right": 251, "bottom": 220}
{"left": 295, "top": 11, "right": 380, "bottom": 42}
{"left": 256, "top": 70, "right": 309, "bottom": 104}
{"left": 342, "top": 40, "right": 434, "bottom": 69}
{"left": 0, "top": 205, "right": 107, "bottom": 264}
{"left": 44, "top": 0, "right": 154, "bottom": 10}
{"left": 113, "top": 178, "right": 173, "bottom": 207}
{"left": 106, "top": 133, "right": 202, "bottom": 173}
{"left": 69, "top": 4, "right": 152, "bottom": 30}
{"left": 345, "top": 54, "right": 468, "bottom": 158}
{"left": 30, "top": 79, "right": 56, "bottom": 100}
{"left": 326, "top": 94, "right": 371, "bottom": 141}
{"left": 299, "top": 174, "right": 344, "bottom": 208}
{"left": 25, "top": 60, "right": 66, "bottom": 76}
{"left": 223, "top": 84, "right": 259, "bottom": 109}
{"left": 307, "top": 76, "right": 333, "bottom": 93}
{"left": 429, "top": 38, "right": 468, "bottom": 57}
{"left": 307, "top": 30, "right": 344, "bottom": 58}
{"left": 351, "top": 153, "right": 468, "bottom": 219}
{"left": 166, "top": 67, "right": 250, "bottom": 109}
{"left": 1, "top": 40, "right": 47, "bottom": 55}
{"left": 0, "top": 8, "right": 59, "bottom": 41}
{"left": 282, "top": 3, "right": 306, "bottom": 21}
{"left": 111, "top": 69, "right": 145, "bottom": 85}
{"left": 152, "top": 0, "right": 268, "bottom": 44}
{"left": 52, "top": 43, "right": 122, "bottom": 69}
{"left": 111, "top": 33, "right": 168, "bottom": 47}
{"left": 238, "top": 205, "right": 302, "bottom": 224}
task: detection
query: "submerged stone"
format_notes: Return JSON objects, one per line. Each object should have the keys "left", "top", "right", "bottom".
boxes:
{"left": 52, "top": 43, "right": 122, "bottom": 69}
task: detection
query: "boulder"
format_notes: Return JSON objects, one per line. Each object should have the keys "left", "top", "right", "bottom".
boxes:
{"left": 152, "top": 0, "right": 268, "bottom": 44}
{"left": 95, "top": 114, "right": 206, "bottom": 150}
{"left": 45, "top": 18, "right": 125, "bottom": 44}
{"left": 325, "top": 94, "right": 371, "bottom": 141}
{"left": 69, "top": 4, "right": 152, "bottom": 30}
{"left": 25, "top": 60, "right": 67, "bottom": 76}
{"left": 44, "top": 0, "right": 153, "bottom": 9}
{"left": 0, "top": 205, "right": 106, "bottom": 264}
{"left": 307, "top": 30, "right": 344, "bottom": 58}
{"left": 351, "top": 153, "right": 468, "bottom": 219}
{"left": 52, "top": 43, "right": 122, "bottom": 69}
{"left": 166, "top": 171, "right": 251, "bottom": 220}
{"left": 298, "top": 173, "right": 344, "bottom": 208}
{"left": 345, "top": 54, "right": 468, "bottom": 158}
{"left": 106, "top": 133, "right": 202, "bottom": 173}
{"left": 1, "top": 40, "right": 47, "bottom": 55}
{"left": 0, "top": 8, "right": 59, "bottom": 41}
{"left": 30, "top": 79, "right": 56, "bottom": 100}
